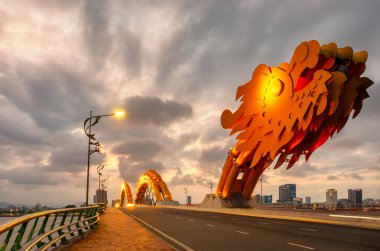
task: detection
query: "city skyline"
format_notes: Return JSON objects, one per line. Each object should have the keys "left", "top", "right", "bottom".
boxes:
{"left": 0, "top": 1, "right": 379, "bottom": 206}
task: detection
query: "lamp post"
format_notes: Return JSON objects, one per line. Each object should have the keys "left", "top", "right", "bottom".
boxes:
{"left": 208, "top": 181, "right": 213, "bottom": 194}
{"left": 184, "top": 188, "right": 188, "bottom": 205}
{"left": 260, "top": 174, "right": 263, "bottom": 204}
{"left": 97, "top": 165, "right": 106, "bottom": 203}
{"left": 84, "top": 110, "right": 124, "bottom": 206}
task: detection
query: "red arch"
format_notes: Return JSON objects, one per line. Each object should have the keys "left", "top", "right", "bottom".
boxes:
{"left": 135, "top": 169, "right": 173, "bottom": 204}
{"left": 120, "top": 182, "right": 133, "bottom": 207}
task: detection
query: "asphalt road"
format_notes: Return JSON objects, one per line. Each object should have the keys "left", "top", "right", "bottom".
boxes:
{"left": 120, "top": 206, "right": 380, "bottom": 251}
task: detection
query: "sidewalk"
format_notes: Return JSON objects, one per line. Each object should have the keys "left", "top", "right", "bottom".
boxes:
{"left": 65, "top": 208, "right": 173, "bottom": 251}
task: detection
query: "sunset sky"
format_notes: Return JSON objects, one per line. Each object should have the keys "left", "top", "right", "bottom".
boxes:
{"left": 0, "top": 0, "right": 379, "bottom": 207}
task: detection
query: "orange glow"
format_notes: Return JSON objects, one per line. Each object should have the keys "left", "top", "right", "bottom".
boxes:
{"left": 126, "top": 203, "right": 135, "bottom": 207}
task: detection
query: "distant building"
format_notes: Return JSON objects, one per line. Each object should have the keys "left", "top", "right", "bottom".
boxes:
{"left": 253, "top": 194, "right": 261, "bottom": 204}
{"left": 348, "top": 189, "right": 362, "bottom": 209}
{"left": 338, "top": 199, "right": 350, "bottom": 208}
{"left": 326, "top": 189, "right": 338, "bottom": 210}
{"left": 363, "top": 198, "right": 374, "bottom": 207}
{"left": 305, "top": 197, "right": 311, "bottom": 204}
{"left": 111, "top": 199, "right": 119, "bottom": 207}
{"left": 93, "top": 189, "right": 108, "bottom": 204}
{"left": 262, "top": 195, "right": 272, "bottom": 204}
{"left": 186, "top": 196, "right": 192, "bottom": 205}
{"left": 279, "top": 184, "right": 296, "bottom": 203}
{"left": 293, "top": 197, "right": 303, "bottom": 206}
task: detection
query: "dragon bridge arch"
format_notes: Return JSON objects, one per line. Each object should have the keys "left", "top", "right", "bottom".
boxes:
{"left": 120, "top": 182, "right": 133, "bottom": 207}
{"left": 135, "top": 169, "right": 173, "bottom": 204}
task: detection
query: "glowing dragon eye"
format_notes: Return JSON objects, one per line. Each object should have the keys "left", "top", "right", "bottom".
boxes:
{"left": 270, "top": 79, "right": 284, "bottom": 97}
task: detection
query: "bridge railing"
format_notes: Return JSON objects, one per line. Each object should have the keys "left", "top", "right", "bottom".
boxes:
{"left": 0, "top": 205, "right": 99, "bottom": 251}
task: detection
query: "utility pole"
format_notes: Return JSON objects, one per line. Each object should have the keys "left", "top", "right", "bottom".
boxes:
{"left": 184, "top": 188, "right": 187, "bottom": 205}
{"left": 208, "top": 181, "right": 214, "bottom": 194}
{"left": 260, "top": 174, "right": 263, "bottom": 204}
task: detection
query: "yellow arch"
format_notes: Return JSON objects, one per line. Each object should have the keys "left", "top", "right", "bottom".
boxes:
{"left": 135, "top": 169, "right": 173, "bottom": 204}
{"left": 120, "top": 182, "right": 133, "bottom": 207}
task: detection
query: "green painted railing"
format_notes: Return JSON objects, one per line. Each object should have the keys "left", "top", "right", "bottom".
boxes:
{"left": 0, "top": 205, "right": 100, "bottom": 251}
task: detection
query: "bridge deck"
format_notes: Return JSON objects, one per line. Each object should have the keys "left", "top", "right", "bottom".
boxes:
{"left": 65, "top": 207, "right": 172, "bottom": 250}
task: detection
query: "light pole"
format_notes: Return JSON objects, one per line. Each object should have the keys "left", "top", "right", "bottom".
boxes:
{"left": 184, "top": 188, "right": 187, "bottom": 205}
{"left": 84, "top": 110, "right": 124, "bottom": 206}
{"left": 260, "top": 174, "right": 263, "bottom": 204}
{"left": 97, "top": 165, "right": 106, "bottom": 203}
{"left": 100, "top": 178, "right": 110, "bottom": 204}
{"left": 208, "top": 181, "right": 213, "bottom": 194}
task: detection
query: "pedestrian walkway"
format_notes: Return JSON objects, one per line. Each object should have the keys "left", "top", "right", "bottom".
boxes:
{"left": 65, "top": 207, "right": 173, "bottom": 251}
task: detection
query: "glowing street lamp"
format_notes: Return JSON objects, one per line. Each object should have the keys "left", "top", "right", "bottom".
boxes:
{"left": 83, "top": 110, "right": 124, "bottom": 206}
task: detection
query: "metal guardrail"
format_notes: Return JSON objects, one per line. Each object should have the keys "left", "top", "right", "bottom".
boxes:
{"left": 0, "top": 205, "right": 100, "bottom": 251}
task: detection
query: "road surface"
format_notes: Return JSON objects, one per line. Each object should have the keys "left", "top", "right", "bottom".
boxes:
{"left": 121, "top": 206, "right": 380, "bottom": 251}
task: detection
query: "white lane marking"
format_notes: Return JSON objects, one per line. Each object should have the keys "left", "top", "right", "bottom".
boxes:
{"left": 300, "top": 228, "right": 318, "bottom": 232}
{"left": 206, "top": 224, "right": 215, "bottom": 227}
{"left": 232, "top": 218, "right": 240, "bottom": 221}
{"left": 188, "top": 219, "right": 194, "bottom": 222}
{"left": 125, "top": 211, "right": 195, "bottom": 251}
{"left": 211, "top": 215, "right": 219, "bottom": 218}
{"left": 329, "top": 214, "right": 380, "bottom": 220}
{"left": 288, "top": 243, "right": 314, "bottom": 250}
{"left": 166, "top": 214, "right": 171, "bottom": 216}
{"left": 235, "top": 230, "right": 249, "bottom": 235}
{"left": 258, "top": 221, "right": 269, "bottom": 224}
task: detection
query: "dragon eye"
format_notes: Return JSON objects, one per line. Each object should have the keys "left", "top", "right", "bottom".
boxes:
{"left": 270, "top": 79, "right": 284, "bottom": 97}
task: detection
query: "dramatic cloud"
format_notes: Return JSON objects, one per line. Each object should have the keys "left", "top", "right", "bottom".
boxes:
{"left": 0, "top": 1, "right": 379, "bottom": 206}
{"left": 118, "top": 157, "right": 165, "bottom": 184}
{"left": 123, "top": 96, "right": 193, "bottom": 126}
{"left": 112, "top": 138, "right": 165, "bottom": 160}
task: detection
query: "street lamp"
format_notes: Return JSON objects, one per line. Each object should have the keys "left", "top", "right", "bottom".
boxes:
{"left": 97, "top": 165, "right": 107, "bottom": 203}
{"left": 84, "top": 110, "right": 125, "bottom": 206}
{"left": 208, "top": 181, "right": 213, "bottom": 194}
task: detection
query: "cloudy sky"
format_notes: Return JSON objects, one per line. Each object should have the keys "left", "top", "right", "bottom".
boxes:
{"left": 0, "top": 0, "right": 379, "bottom": 207}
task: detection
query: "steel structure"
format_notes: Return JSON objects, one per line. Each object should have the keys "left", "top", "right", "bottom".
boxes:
{"left": 216, "top": 40, "right": 373, "bottom": 201}
{"left": 135, "top": 169, "right": 173, "bottom": 204}
{"left": 120, "top": 182, "right": 133, "bottom": 207}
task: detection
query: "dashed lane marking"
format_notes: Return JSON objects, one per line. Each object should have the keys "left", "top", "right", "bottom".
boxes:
{"left": 235, "top": 230, "right": 249, "bottom": 235}
{"left": 300, "top": 228, "right": 318, "bottom": 232}
{"left": 288, "top": 243, "right": 314, "bottom": 250}
{"left": 258, "top": 222, "right": 269, "bottom": 225}
{"left": 206, "top": 224, "right": 215, "bottom": 227}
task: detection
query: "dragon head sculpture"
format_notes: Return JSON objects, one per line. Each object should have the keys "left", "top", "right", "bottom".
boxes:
{"left": 216, "top": 40, "right": 373, "bottom": 200}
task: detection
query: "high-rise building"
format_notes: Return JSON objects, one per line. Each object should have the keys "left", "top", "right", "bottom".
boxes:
{"left": 326, "top": 189, "right": 337, "bottom": 210}
{"left": 279, "top": 184, "right": 296, "bottom": 203}
{"left": 305, "top": 196, "right": 311, "bottom": 204}
{"left": 93, "top": 189, "right": 108, "bottom": 204}
{"left": 348, "top": 189, "right": 362, "bottom": 209}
